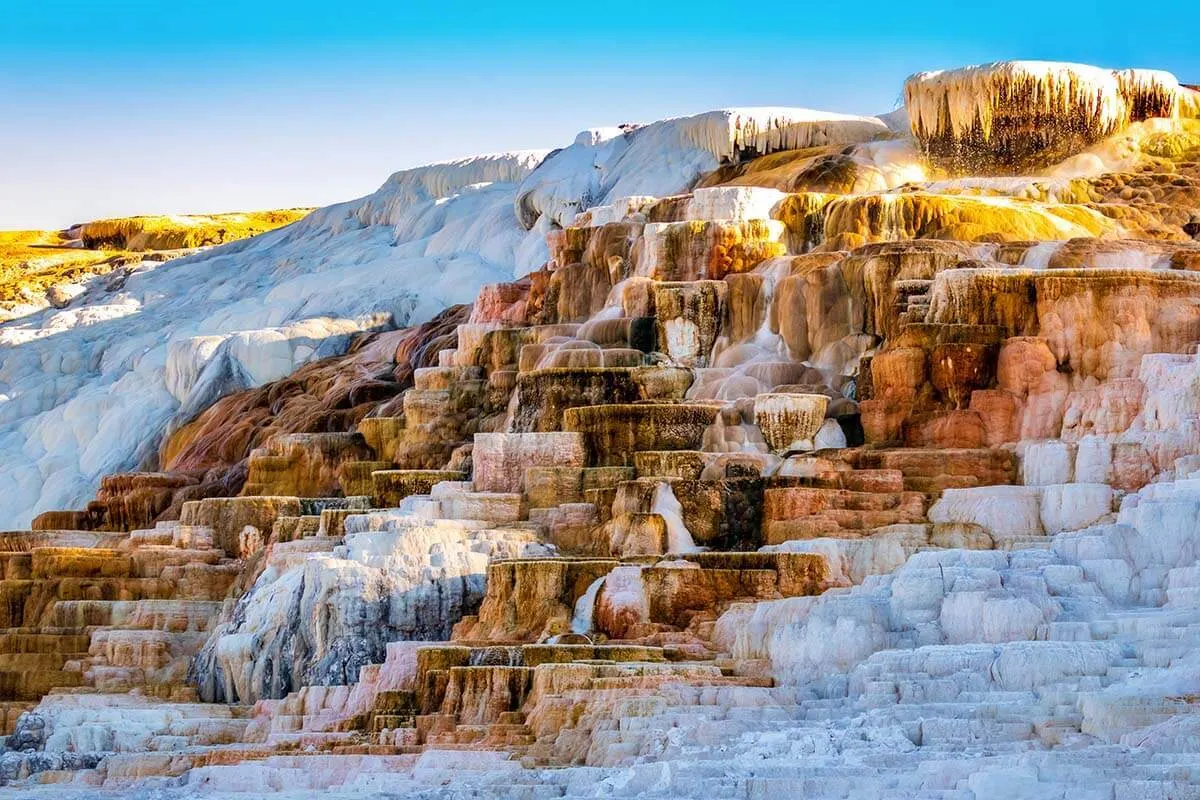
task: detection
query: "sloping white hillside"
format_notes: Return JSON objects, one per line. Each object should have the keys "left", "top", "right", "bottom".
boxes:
{"left": 0, "top": 153, "right": 543, "bottom": 527}
{"left": 0, "top": 108, "right": 889, "bottom": 528}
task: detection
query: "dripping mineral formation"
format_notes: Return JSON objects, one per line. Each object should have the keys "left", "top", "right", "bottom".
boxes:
{"left": 1, "top": 60, "right": 1200, "bottom": 797}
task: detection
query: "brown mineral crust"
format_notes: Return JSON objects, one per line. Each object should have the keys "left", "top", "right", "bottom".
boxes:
{"left": 563, "top": 404, "right": 725, "bottom": 467}
{"left": 162, "top": 304, "right": 470, "bottom": 476}
{"left": 452, "top": 559, "right": 619, "bottom": 643}
{"left": 55, "top": 305, "right": 473, "bottom": 529}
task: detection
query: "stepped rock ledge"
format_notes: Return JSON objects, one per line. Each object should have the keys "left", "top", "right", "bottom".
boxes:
{"left": 1, "top": 60, "right": 1200, "bottom": 798}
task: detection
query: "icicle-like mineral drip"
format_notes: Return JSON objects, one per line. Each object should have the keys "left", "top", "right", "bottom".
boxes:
{"left": 903, "top": 61, "right": 1198, "bottom": 172}
{"left": 905, "top": 62, "right": 1128, "bottom": 145}
{"left": 1115, "top": 68, "right": 1187, "bottom": 121}
{"left": 676, "top": 108, "right": 890, "bottom": 162}
{"left": 571, "top": 576, "right": 605, "bottom": 634}
{"left": 751, "top": 256, "right": 791, "bottom": 352}
{"left": 1020, "top": 241, "right": 1064, "bottom": 269}
{"left": 652, "top": 482, "right": 700, "bottom": 553}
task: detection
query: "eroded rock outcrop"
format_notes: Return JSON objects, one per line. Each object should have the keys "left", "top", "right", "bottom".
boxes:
{"left": 192, "top": 513, "right": 549, "bottom": 703}
{"left": 3, "top": 58, "right": 1200, "bottom": 800}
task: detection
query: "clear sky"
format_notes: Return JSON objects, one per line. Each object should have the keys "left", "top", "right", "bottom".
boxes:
{"left": 2, "top": 0, "right": 1197, "bottom": 230}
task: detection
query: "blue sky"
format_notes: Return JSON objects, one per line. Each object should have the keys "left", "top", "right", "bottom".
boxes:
{"left": 2, "top": 1, "right": 1197, "bottom": 229}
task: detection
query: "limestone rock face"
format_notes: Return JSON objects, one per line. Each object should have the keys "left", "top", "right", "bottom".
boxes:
{"left": 179, "top": 496, "right": 301, "bottom": 557}
{"left": 584, "top": 552, "right": 825, "bottom": 639}
{"left": 371, "top": 470, "right": 467, "bottom": 507}
{"left": 639, "top": 552, "right": 825, "bottom": 629}
{"left": 753, "top": 393, "right": 829, "bottom": 452}
{"left": 825, "top": 193, "right": 1120, "bottom": 244}
{"left": 607, "top": 475, "right": 764, "bottom": 550}
{"left": 771, "top": 253, "right": 862, "bottom": 361}
{"left": 453, "top": 558, "right": 618, "bottom": 643}
{"left": 7, "top": 58, "right": 1200, "bottom": 799}
{"left": 564, "top": 403, "right": 724, "bottom": 466}
{"left": 654, "top": 281, "right": 727, "bottom": 367}
{"left": 506, "top": 368, "right": 644, "bottom": 433}
{"left": 636, "top": 219, "right": 785, "bottom": 281}
{"left": 927, "top": 268, "right": 1200, "bottom": 381}
{"left": 68, "top": 472, "right": 199, "bottom": 532}
{"left": 243, "top": 433, "right": 374, "bottom": 498}
{"left": 472, "top": 433, "right": 586, "bottom": 493}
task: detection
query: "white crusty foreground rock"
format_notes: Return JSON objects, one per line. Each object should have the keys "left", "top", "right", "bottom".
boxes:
{"left": 192, "top": 512, "right": 550, "bottom": 703}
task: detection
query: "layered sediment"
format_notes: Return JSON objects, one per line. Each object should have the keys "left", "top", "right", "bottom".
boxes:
{"left": 2, "top": 59, "right": 1200, "bottom": 799}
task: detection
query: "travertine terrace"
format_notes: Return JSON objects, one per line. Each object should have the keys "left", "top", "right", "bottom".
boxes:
{"left": 1, "top": 60, "right": 1200, "bottom": 797}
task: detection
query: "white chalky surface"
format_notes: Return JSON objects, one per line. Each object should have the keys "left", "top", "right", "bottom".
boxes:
{"left": 5, "top": 475, "right": 1199, "bottom": 798}
{"left": 4, "top": 67, "right": 1200, "bottom": 798}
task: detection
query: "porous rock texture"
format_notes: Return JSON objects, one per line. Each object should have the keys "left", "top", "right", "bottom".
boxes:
{"left": 2, "top": 59, "right": 1200, "bottom": 798}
